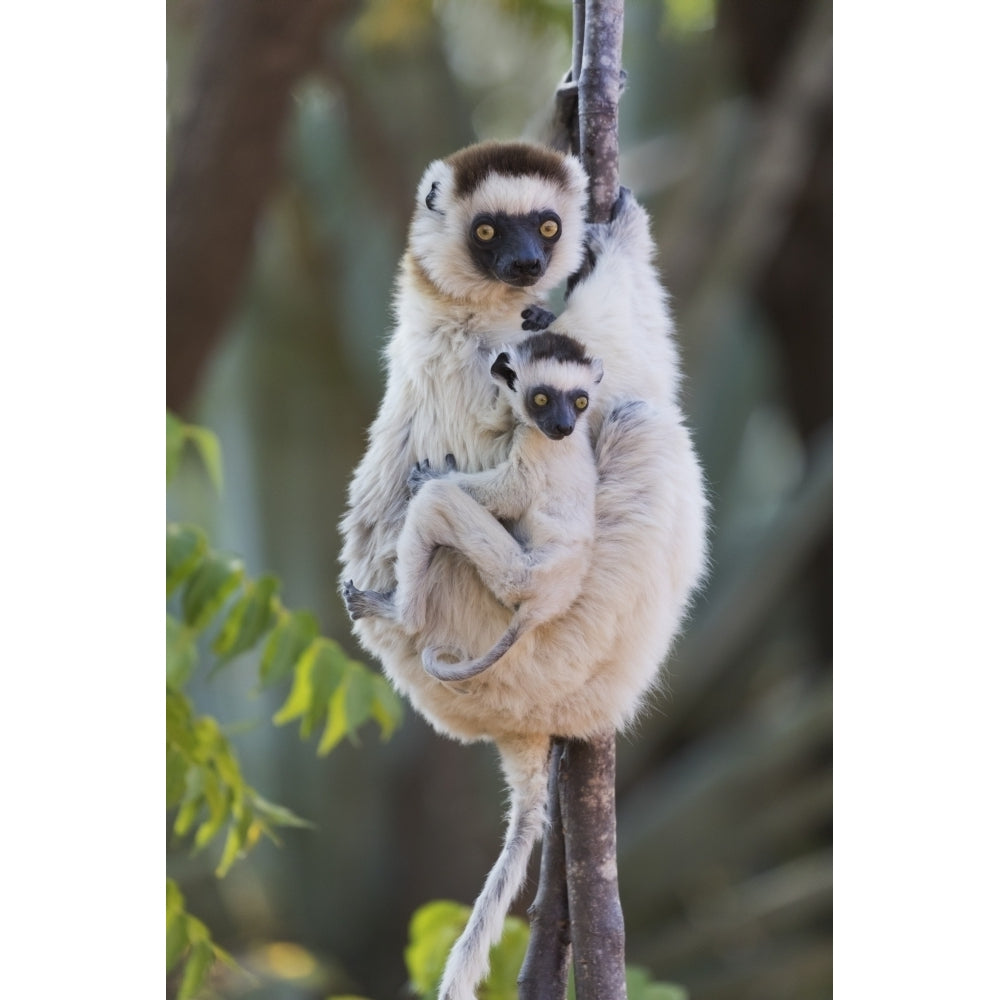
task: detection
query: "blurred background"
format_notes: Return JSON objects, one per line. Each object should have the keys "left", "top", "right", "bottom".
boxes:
{"left": 166, "top": 0, "right": 832, "bottom": 997}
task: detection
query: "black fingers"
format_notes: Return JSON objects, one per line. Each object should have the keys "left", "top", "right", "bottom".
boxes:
{"left": 521, "top": 304, "right": 556, "bottom": 331}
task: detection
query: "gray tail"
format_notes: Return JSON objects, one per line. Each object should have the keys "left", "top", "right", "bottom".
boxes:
{"left": 422, "top": 621, "right": 523, "bottom": 682}
{"left": 436, "top": 736, "right": 552, "bottom": 1000}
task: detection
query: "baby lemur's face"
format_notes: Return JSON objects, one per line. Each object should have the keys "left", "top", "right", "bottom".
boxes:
{"left": 490, "top": 331, "right": 603, "bottom": 441}
{"left": 521, "top": 382, "right": 591, "bottom": 440}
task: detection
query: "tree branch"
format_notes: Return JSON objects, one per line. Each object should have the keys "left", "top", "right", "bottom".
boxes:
{"left": 166, "top": 0, "right": 340, "bottom": 413}
{"left": 577, "top": 0, "right": 623, "bottom": 222}
{"left": 563, "top": 1, "right": 628, "bottom": 994}
{"left": 562, "top": 732, "right": 626, "bottom": 999}
{"left": 518, "top": 739, "right": 572, "bottom": 1000}
{"left": 522, "top": 1, "right": 627, "bottom": 997}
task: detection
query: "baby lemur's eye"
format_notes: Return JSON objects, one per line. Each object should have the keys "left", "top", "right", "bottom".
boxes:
{"left": 475, "top": 222, "right": 496, "bottom": 242}
{"left": 574, "top": 395, "right": 589, "bottom": 411}
{"left": 533, "top": 392, "right": 549, "bottom": 407}
{"left": 539, "top": 219, "right": 560, "bottom": 239}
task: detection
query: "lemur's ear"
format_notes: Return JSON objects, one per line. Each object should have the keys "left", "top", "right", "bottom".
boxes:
{"left": 591, "top": 357, "right": 604, "bottom": 384}
{"left": 424, "top": 180, "right": 442, "bottom": 213}
{"left": 490, "top": 352, "right": 517, "bottom": 391}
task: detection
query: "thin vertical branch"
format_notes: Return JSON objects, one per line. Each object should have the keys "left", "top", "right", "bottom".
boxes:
{"left": 564, "top": 1, "right": 627, "bottom": 997}
{"left": 577, "top": 0, "right": 623, "bottom": 222}
{"left": 522, "top": 1, "right": 627, "bottom": 997}
{"left": 561, "top": 733, "right": 626, "bottom": 1000}
{"left": 518, "top": 739, "right": 572, "bottom": 1000}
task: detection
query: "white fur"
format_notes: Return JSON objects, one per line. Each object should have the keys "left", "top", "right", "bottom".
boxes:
{"left": 339, "top": 143, "right": 708, "bottom": 1000}
{"left": 347, "top": 339, "right": 602, "bottom": 682}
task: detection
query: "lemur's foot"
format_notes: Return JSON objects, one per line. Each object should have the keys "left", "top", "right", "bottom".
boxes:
{"left": 342, "top": 580, "right": 394, "bottom": 621}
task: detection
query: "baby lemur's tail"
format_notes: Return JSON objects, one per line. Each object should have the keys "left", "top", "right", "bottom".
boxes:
{"left": 422, "top": 619, "right": 525, "bottom": 682}
{"left": 436, "top": 735, "right": 552, "bottom": 1000}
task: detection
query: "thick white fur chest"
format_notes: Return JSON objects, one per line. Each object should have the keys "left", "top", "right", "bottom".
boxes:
{"left": 391, "top": 321, "right": 519, "bottom": 472}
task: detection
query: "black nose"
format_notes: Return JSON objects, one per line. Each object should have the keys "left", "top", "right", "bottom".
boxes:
{"left": 512, "top": 257, "right": 542, "bottom": 277}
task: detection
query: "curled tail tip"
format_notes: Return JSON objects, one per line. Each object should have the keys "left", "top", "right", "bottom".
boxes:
{"left": 422, "top": 645, "right": 487, "bottom": 682}
{"left": 422, "top": 638, "right": 511, "bottom": 682}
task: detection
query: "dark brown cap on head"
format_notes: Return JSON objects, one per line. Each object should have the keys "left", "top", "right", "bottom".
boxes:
{"left": 445, "top": 141, "right": 574, "bottom": 199}
{"left": 522, "top": 331, "right": 592, "bottom": 367}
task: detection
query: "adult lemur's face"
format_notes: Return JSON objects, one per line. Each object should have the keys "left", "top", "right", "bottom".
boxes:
{"left": 408, "top": 141, "right": 589, "bottom": 305}
{"left": 466, "top": 209, "right": 564, "bottom": 288}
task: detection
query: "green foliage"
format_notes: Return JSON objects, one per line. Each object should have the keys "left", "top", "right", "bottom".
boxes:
{"left": 167, "top": 878, "right": 237, "bottom": 1000}
{"left": 622, "top": 968, "right": 690, "bottom": 1000}
{"left": 391, "top": 899, "right": 688, "bottom": 1000}
{"left": 166, "top": 414, "right": 403, "bottom": 999}
{"left": 349, "top": 0, "right": 569, "bottom": 51}
{"left": 167, "top": 411, "right": 223, "bottom": 492}
{"left": 663, "top": 0, "right": 716, "bottom": 34}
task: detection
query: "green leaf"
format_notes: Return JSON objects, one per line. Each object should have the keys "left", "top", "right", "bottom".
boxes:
{"left": 166, "top": 878, "right": 184, "bottom": 918}
{"left": 181, "top": 551, "right": 243, "bottom": 632}
{"left": 273, "top": 640, "right": 347, "bottom": 738}
{"left": 302, "top": 642, "right": 349, "bottom": 738}
{"left": 369, "top": 674, "right": 404, "bottom": 739}
{"left": 173, "top": 768, "right": 205, "bottom": 838}
{"left": 248, "top": 791, "right": 313, "bottom": 831}
{"left": 258, "top": 610, "right": 318, "bottom": 689}
{"left": 318, "top": 663, "right": 372, "bottom": 754}
{"left": 166, "top": 909, "right": 189, "bottom": 973}
{"left": 167, "top": 615, "right": 198, "bottom": 690}
{"left": 272, "top": 640, "right": 319, "bottom": 727}
{"left": 208, "top": 734, "right": 244, "bottom": 792}
{"left": 185, "top": 425, "right": 224, "bottom": 494}
{"left": 167, "top": 412, "right": 186, "bottom": 485}
{"left": 405, "top": 900, "right": 470, "bottom": 997}
{"left": 480, "top": 916, "right": 529, "bottom": 1000}
{"left": 642, "top": 986, "right": 689, "bottom": 1000}
{"left": 166, "top": 747, "right": 189, "bottom": 809}
{"left": 212, "top": 575, "right": 280, "bottom": 662}
{"left": 167, "top": 690, "right": 198, "bottom": 756}
{"left": 167, "top": 523, "right": 208, "bottom": 596}
{"left": 216, "top": 802, "right": 255, "bottom": 878}
{"left": 178, "top": 939, "right": 215, "bottom": 1000}
{"left": 193, "top": 769, "right": 229, "bottom": 849}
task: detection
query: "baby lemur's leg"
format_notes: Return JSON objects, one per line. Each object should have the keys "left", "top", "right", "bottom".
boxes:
{"left": 394, "top": 479, "right": 533, "bottom": 631}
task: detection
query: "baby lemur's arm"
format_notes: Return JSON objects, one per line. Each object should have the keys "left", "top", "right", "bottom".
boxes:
{"left": 409, "top": 450, "right": 532, "bottom": 523}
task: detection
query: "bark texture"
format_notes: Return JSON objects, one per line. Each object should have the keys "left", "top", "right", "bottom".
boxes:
{"left": 518, "top": 740, "right": 572, "bottom": 1000}
{"left": 577, "top": 0, "right": 624, "bottom": 223}
{"left": 562, "top": 732, "right": 626, "bottom": 999}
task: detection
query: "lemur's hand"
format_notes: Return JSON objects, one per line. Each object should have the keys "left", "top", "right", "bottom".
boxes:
{"left": 521, "top": 305, "right": 556, "bottom": 332}
{"left": 407, "top": 454, "right": 458, "bottom": 496}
